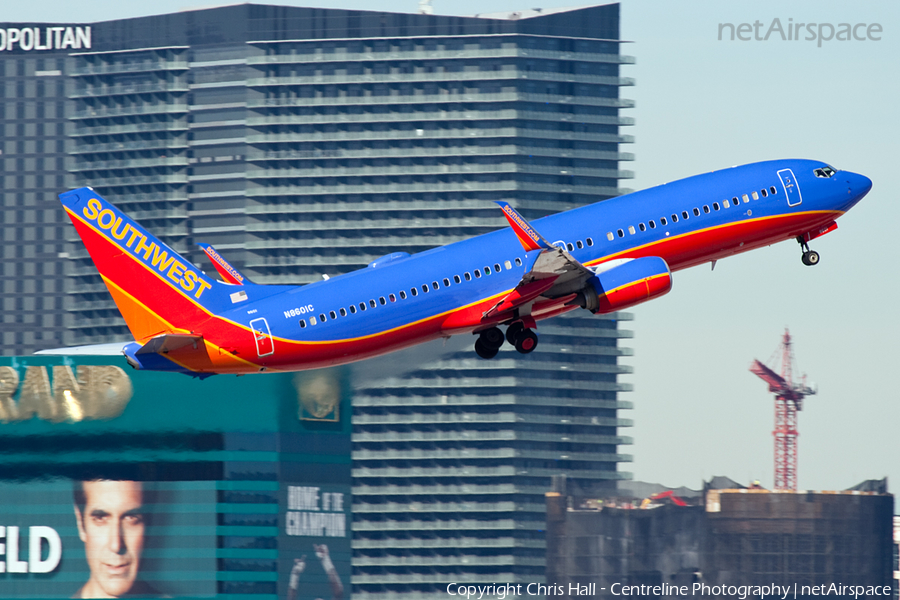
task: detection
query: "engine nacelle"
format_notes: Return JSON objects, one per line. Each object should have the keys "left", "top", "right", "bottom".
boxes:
{"left": 571, "top": 256, "right": 672, "bottom": 314}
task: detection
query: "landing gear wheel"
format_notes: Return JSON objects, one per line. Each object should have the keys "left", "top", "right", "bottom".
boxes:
{"left": 514, "top": 329, "right": 538, "bottom": 354}
{"left": 506, "top": 321, "right": 524, "bottom": 345}
{"left": 475, "top": 339, "right": 499, "bottom": 359}
{"left": 479, "top": 326, "right": 505, "bottom": 350}
{"left": 802, "top": 250, "right": 820, "bottom": 266}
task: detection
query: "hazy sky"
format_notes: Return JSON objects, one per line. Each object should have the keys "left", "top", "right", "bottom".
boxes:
{"left": 7, "top": 0, "right": 899, "bottom": 493}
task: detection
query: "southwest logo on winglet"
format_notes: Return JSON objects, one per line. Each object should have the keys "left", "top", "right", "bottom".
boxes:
{"left": 80, "top": 197, "right": 212, "bottom": 299}
{"left": 496, "top": 201, "right": 551, "bottom": 252}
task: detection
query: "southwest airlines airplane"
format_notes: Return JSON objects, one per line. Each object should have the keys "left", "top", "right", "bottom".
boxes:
{"left": 58, "top": 159, "right": 871, "bottom": 377}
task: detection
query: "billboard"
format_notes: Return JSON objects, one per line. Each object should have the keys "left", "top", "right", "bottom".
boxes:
{"left": 0, "top": 356, "right": 352, "bottom": 599}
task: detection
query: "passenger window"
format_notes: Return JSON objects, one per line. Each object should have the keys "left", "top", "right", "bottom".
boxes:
{"left": 453, "top": 275, "right": 461, "bottom": 284}
{"left": 638, "top": 223, "right": 646, "bottom": 232}
{"left": 339, "top": 308, "right": 347, "bottom": 317}
{"left": 514, "top": 258, "right": 522, "bottom": 266}
{"left": 432, "top": 281, "right": 439, "bottom": 290}
{"left": 484, "top": 266, "right": 491, "bottom": 275}
{"left": 607, "top": 232, "right": 614, "bottom": 241}
{"left": 389, "top": 293, "right": 396, "bottom": 302}
{"left": 505, "top": 260, "right": 513, "bottom": 269}
{"left": 566, "top": 242, "right": 574, "bottom": 251}
{"left": 617, "top": 229, "right": 624, "bottom": 238}
{"left": 671, "top": 214, "right": 678, "bottom": 223}
{"left": 399, "top": 291, "right": 406, "bottom": 300}
{"left": 299, "top": 320, "right": 306, "bottom": 328}
{"left": 359, "top": 302, "right": 366, "bottom": 311}
{"left": 693, "top": 208, "right": 700, "bottom": 216}
{"left": 682, "top": 211, "right": 689, "bottom": 219}
{"left": 742, "top": 194, "right": 749, "bottom": 203}
{"left": 310, "top": 316, "right": 318, "bottom": 325}
{"left": 627, "top": 226, "right": 635, "bottom": 235}
{"left": 422, "top": 284, "right": 429, "bottom": 293}
{"left": 494, "top": 263, "right": 501, "bottom": 272}
{"left": 411, "top": 287, "right": 418, "bottom": 297}
{"left": 464, "top": 272, "right": 471, "bottom": 281}
{"left": 474, "top": 269, "right": 481, "bottom": 278}
{"left": 586, "top": 238, "right": 593, "bottom": 246}
{"left": 319, "top": 313, "right": 326, "bottom": 322}
{"left": 732, "top": 196, "right": 739, "bottom": 205}
{"left": 379, "top": 297, "right": 386, "bottom": 305}
{"left": 751, "top": 191, "right": 759, "bottom": 200}
{"left": 761, "top": 188, "right": 767, "bottom": 198}
{"left": 576, "top": 240, "right": 583, "bottom": 249}
{"left": 329, "top": 310, "right": 336, "bottom": 320}
{"left": 443, "top": 278, "right": 450, "bottom": 287}
{"left": 369, "top": 299, "right": 376, "bottom": 308}
{"left": 770, "top": 186, "right": 777, "bottom": 194}
{"left": 703, "top": 205, "right": 710, "bottom": 213}
{"left": 713, "top": 202, "right": 720, "bottom": 211}
{"left": 649, "top": 220, "right": 656, "bottom": 229}
{"left": 661, "top": 217, "right": 668, "bottom": 226}
{"left": 350, "top": 305, "right": 357, "bottom": 314}
{"left": 723, "top": 199, "right": 730, "bottom": 208}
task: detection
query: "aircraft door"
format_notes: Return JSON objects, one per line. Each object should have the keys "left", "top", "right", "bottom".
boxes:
{"left": 777, "top": 168, "right": 803, "bottom": 207}
{"left": 249, "top": 317, "right": 274, "bottom": 357}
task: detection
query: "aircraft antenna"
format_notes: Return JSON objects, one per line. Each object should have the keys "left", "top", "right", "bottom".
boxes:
{"left": 749, "top": 329, "right": 816, "bottom": 491}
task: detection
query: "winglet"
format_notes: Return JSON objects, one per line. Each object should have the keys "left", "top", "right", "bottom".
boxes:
{"left": 197, "top": 243, "right": 248, "bottom": 285}
{"left": 495, "top": 201, "right": 552, "bottom": 252}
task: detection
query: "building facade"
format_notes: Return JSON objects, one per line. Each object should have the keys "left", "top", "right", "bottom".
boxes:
{"left": 0, "top": 354, "right": 352, "bottom": 598}
{"left": 2, "top": 5, "right": 635, "bottom": 597}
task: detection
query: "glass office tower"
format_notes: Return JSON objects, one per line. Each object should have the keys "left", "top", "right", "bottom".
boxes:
{"left": 2, "top": 5, "right": 635, "bottom": 597}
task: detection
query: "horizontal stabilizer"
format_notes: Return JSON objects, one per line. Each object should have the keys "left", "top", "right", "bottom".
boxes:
{"left": 198, "top": 243, "right": 248, "bottom": 285}
{"left": 135, "top": 333, "right": 203, "bottom": 355}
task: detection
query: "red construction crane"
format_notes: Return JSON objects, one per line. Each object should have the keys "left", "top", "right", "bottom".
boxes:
{"left": 749, "top": 329, "right": 816, "bottom": 491}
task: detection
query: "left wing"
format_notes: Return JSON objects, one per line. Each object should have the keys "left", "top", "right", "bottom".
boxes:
{"left": 485, "top": 202, "right": 596, "bottom": 318}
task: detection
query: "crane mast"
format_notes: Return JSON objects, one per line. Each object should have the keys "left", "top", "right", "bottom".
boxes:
{"left": 749, "top": 329, "right": 816, "bottom": 491}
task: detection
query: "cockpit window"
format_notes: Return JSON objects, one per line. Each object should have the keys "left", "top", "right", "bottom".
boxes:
{"left": 814, "top": 166, "right": 836, "bottom": 178}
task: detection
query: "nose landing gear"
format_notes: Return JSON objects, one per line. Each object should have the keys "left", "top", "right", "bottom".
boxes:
{"left": 473, "top": 321, "right": 539, "bottom": 359}
{"left": 797, "top": 236, "right": 820, "bottom": 266}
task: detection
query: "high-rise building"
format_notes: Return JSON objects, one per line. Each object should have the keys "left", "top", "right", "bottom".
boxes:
{"left": 1, "top": 5, "right": 635, "bottom": 597}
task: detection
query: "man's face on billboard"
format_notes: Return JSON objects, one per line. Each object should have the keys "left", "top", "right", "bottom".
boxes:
{"left": 75, "top": 480, "right": 145, "bottom": 598}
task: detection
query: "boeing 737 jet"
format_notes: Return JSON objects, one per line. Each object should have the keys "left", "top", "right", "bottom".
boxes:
{"left": 57, "top": 159, "right": 871, "bottom": 377}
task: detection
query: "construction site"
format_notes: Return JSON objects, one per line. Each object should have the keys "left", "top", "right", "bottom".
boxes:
{"left": 544, "top": 331, "right": 897, "bottom": 598}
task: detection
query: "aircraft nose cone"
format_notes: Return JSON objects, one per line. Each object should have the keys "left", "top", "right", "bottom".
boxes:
{"left": 847, "top": 171, "right": 873, "bottom": 197}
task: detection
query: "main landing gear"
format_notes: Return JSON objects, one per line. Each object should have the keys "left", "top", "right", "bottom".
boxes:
{"left": 474, "top": 321, "right": 538, "bottom": 359}
{"left": 797, "top": 236, "right": 820, "bottom": 266}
